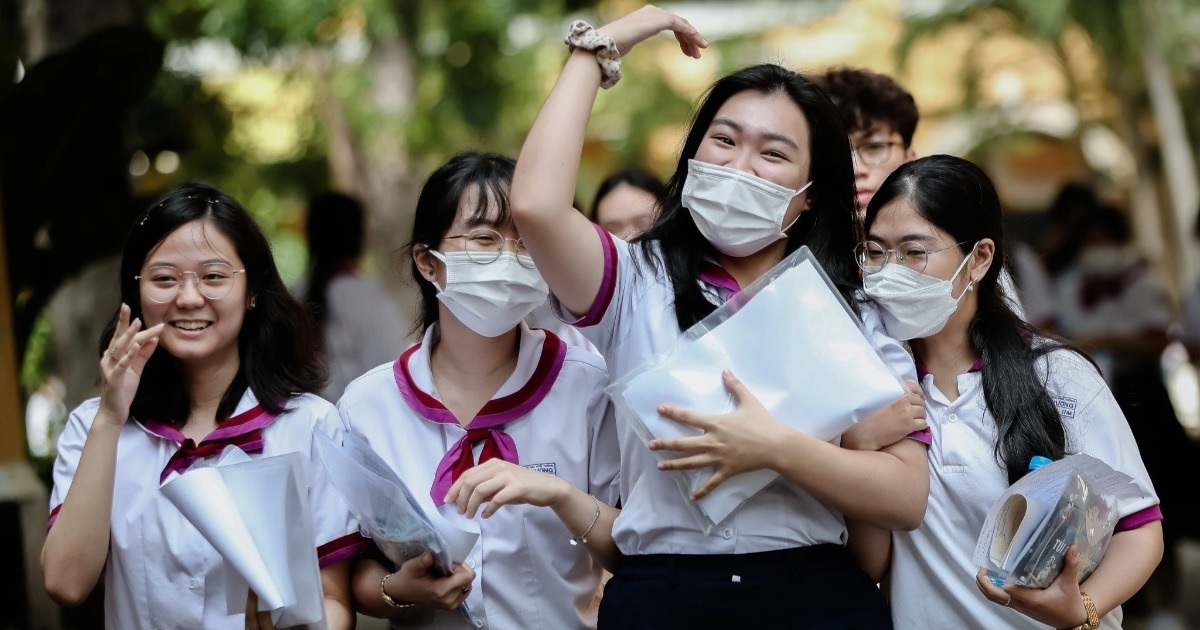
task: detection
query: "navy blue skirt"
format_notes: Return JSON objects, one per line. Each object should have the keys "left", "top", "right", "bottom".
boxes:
{"left": 598, "top": 544, "right": 892, "bottom": 630}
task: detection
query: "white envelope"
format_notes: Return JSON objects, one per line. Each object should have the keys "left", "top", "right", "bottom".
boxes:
{"left": 608, "top": 246, "right": 906, "bottom": 531}
{"left": 161, "top": 448, "right": 326, "bottom": 628}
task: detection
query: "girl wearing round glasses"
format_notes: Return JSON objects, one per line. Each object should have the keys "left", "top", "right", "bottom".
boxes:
{"left": 504, "top": 6, "right": 928, "bottom": 627}
{"left": 42, "top": 183, "right": 360, "bottom": 629}
{"left": 854, "top": 154, "right": 1162, "bottom": 629}
{"left": 324, "top": 151, "right": 619, "bottom": 629}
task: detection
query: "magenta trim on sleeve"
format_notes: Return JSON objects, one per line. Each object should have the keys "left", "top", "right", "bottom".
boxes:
{"left": 568, "top": 224, "right": 618, "bottom": 327}
{"left": 1116, "top": 505, "right": 1163, "bottom": 532}
{"left": 905, "top": 428, "right": 933, "bottom": 445}
{"left": 47, "top": 503, "right": 61, "bottom": 531}
{"left": 317, "top": 531, "right": 371, "bottom": 569}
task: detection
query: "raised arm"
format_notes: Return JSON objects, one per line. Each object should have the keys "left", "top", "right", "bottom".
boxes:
{"left": 42, "top": 305, "right": 162, "bottom": 606}
{"left": 510, "top": 6, "right": 707, "bottom": 315}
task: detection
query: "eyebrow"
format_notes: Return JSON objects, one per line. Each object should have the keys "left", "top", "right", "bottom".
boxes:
{"left": 711, "top": 117, "right": 800, "bottom": 151}
{"left": 145, "top": 258, "right": 232, "bottom": 268}
{"left": 865, "top": 233, "right": 939, "bottom": 245}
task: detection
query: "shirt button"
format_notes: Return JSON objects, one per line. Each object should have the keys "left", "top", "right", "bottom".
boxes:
{"left": 948, "top": 413, "right": 958, "bottom": 423}
{"left": 473, "top": 619, "right": 484, "bottom": 628}
{"left": 467, "top": 559, "right": 476, "bottom": 569}
{"left": 188, "top": 578, "right": 199, "bottom": 589}
{"left": 722, "top": 528, "right": 733, "bottom": 539}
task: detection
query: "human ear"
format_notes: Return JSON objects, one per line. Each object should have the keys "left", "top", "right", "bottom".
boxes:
{"left": 970, "top": 238, "right": 996, "bottom": 284}
{"left": 412, "top": 245, "right": 440, "bottom": 283}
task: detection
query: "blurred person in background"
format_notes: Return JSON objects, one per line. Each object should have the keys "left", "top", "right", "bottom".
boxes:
{"left": 815, "top": 65, "right": 1034, "bottom": 320}
{"left": 1050, "top": 200, "right": 1199, "bottom": 630}
{"left": 297, "top": 191, "right": 411, "bottom": 402}
{"left": 589, "top": 167, "right": 665, "bottom": 240}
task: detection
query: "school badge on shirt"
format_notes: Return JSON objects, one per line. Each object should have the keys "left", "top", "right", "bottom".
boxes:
{"left": 524, "top": 462, "right": 557, "bottom": 476}
{"left": 1051, "top": 396, "right": 1077, "bottom": 418}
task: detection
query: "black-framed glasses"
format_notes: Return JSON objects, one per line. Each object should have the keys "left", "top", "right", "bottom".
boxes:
{"left": 136, "top": 263, "right": 246, "bottom": 303}
{"left": 852, "top": 141, "right": 901, "bottom": 166}
{"left": 855, "top": 241, "right": 967, "bottom": 274}
{"left": 442, "top": 228, "right": 535, "bottom": 268}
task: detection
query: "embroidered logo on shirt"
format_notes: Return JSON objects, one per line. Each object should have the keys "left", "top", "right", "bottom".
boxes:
{"left": 524, "top": 462, "right": 557, "bottom": 476}
{"left": 1051, "top": 396, "right": 1077, "bottom": 418}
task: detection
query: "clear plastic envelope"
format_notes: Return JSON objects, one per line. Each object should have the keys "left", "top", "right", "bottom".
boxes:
{"left": 607, "top": 246, "right": 907, "bottom": 532}
{"left": 311, "top": 430, "right": 478, "bottom": 617}
{"left": 975, "top": 453, "right": 1147, "bottom": 587}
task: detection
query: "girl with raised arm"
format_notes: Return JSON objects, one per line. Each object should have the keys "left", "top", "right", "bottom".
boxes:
{"left": 503, "top": 6, "right": 929, "bottom": 627}
{"left": 41, "top": 183, "right": 359, "bottom": 629}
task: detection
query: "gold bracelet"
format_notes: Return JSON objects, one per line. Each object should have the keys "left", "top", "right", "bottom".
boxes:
{"left": 570, "top": 495, "right": 602, "bottom": 546}
{"left": 1065, "top": 592, "right": 1100, "bottom": 630}
{"left": 380, "top": 572, "right": 416, "bottom": 609}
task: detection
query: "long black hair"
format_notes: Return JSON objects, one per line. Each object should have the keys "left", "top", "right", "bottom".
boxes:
{"left": 637, "top": 63, "right": 861, "bottom": 331}
{"left": 303, "top": 191, "right": 366, "bottom": 327}
{"left": 101, "top": 182, "right": 327, "bottom": 425}
{"left": 864, "top": 155, "right": 1091, "bottom": 483}
{"left": 406, "top": 150, "right": 517, "bottom": 334}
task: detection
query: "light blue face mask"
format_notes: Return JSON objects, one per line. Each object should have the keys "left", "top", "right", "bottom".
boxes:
{"left": 863, "top": 243, "right": 977, "bottom": 341}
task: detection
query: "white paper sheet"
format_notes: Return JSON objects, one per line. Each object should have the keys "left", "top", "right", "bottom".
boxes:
{"left": 609, "top": 247, "right": 906, "bottom": 531}
{"left": 160, "top": 449, "right": 326, "bottom": 628}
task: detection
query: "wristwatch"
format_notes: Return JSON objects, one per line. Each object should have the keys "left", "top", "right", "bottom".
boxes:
{"left": 1066, "top": 592, "right": 1100, "bottom": 630}
{"left": 380, "top": 572, "right": 415, "bottom": 609}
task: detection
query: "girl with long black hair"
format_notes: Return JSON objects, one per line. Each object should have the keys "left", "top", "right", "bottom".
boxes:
{"left": 501, "top": 6, "right": 929, "bottom": 627}
{"left": 856, "top": 154, "right": 1163, "bottom": 629}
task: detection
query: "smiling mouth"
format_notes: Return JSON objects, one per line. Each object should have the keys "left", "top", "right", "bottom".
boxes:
{"left": 171, "top": 321, "right": 212, "bottom": 331}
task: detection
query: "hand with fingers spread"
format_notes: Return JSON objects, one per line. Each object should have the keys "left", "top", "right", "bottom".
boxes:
{"left": 974, "top": 545, "right": 1087, "bottom": 628}
{"left": 648, "top": 369, "right": 793, "bottom": 500}
{"left": 98, "top": 303, "right": 164, "bottom": 424}
{"left": 597, "top": 4, "right": 708, "bottom": 58}
{"left": 445, "top": 459, "right": 572, "bottom": 519}
{"left": 841, "top": 381, "right": 926, "bottom": 451}
{"left": 383, "top": 553, "right": 476, "bottom": 612}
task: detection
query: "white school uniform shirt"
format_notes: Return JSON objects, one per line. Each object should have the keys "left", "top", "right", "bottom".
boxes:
{"left": 48, "top": 390, "right": 357, "bottom": 630}
{"left": 550, "top": 226, "right": 918, "bottom": 555}
{"left": 887, "top": 347, "right": 1161, "bottom": 629}
{"left": 332, "top": 322, "right": 620, "bottom": 630}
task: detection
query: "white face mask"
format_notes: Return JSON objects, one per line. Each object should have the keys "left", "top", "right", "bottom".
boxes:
{"left": 429, "top": 251, "right": 549, "bottom": 337}
{"left": 682, "top": 159, "right": 813, "bottom": 258}
{"left": 863, "top": 244, "right": 977, "bottom": 341}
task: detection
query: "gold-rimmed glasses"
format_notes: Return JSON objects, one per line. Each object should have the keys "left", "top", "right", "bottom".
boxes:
{"left": 136, "top": 263, "right": 246, "bottom": 303}
{"left": 442, "top": 228, "right": 535, "bottom": 268}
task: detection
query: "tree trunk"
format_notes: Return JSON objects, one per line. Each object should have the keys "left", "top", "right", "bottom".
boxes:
{"left": 1139, "top": 0, "right": 1199, "bottom": 295}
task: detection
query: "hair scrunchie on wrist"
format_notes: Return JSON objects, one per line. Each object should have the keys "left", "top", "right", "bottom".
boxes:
{"left": 564, "top": 20, "right": 622, "bottom": 89}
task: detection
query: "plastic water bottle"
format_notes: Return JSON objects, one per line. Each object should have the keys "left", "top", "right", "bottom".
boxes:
{"left": 987, "top": 455, "right": 1055, "bottom": 587}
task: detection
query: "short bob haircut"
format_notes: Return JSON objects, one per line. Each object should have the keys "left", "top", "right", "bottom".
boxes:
{"left": 407, "top": 150, "right": 517, "bottom": 334}
{"left": 102, "top": 182, "right": 326, "bottom": 425}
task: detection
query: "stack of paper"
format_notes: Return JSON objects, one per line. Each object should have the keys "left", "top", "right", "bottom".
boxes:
{"left": 160, "top": 448, "right": 325, "bottom": 628}
{"left": 608, "top": 246, "right": 907, "bottom": 532}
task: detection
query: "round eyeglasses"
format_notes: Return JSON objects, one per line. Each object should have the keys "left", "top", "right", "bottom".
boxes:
{"left": 855, "top": 241, "right": 967, "bottom": 274}
{"left": 136, "top": 263, "right": 246, "bottom": 303}
{"left": 852, "top": 141, "right": 901, "bottom": 167}
{"left": 442, "top": 228, "right": 536, "bottom": 268}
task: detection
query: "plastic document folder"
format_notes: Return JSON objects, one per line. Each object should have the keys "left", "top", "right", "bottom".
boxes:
{"left": 608, "top": 246, "right": 906, "bottom": 532}
{"left": 312, "top": 429, "right": 478, "bottom": 619}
